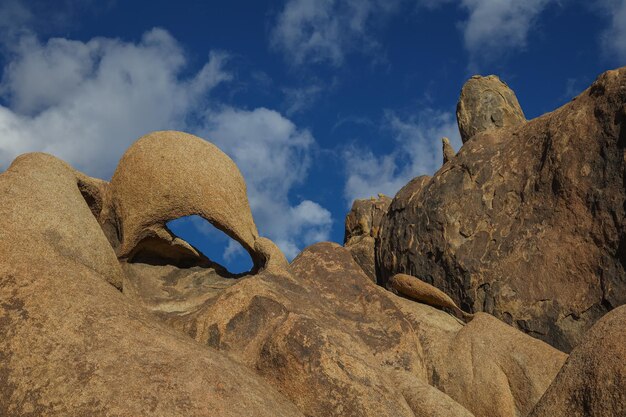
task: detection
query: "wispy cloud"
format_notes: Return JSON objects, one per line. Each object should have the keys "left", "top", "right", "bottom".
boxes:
{"left": 269, "top": 0, "right": 405, "bottom": 67}
{"left": 599, "top": 0, "right": 626, "bottom": 64}
{"left": 459, "top": 0, "right": 555, "bottom": 68}
{"left": 343, "top": 109, "right": 461, "bottom": 204}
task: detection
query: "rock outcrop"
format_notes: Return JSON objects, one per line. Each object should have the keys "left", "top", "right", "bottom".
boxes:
{"left": 103, "top": 131, "right": 262, "bottom": 268}
{"left": 161, "top": 242, "right": 567, "bottom": 417}
{"left": 456, "top": 74, "right": 526, "bottom": 143}
{"left": 2, "top": 68, "right": 626, "bottom": 416}
{"left": 442, "top": 137, "right": 456, "bottom": 164}
{"left": 529, "top": 305, "right": 626, "bottom": 417}
{"left": 344, "top": 194, "right": 392, "bottom": 280}
{"left": 0, "top": 153, "right": 302, "bottom": 417}
{"left": 377, "top": 68, "right": 626, "bottom": 352}
{"left": 389, "top": 273, "right": 472, "bottom": 322}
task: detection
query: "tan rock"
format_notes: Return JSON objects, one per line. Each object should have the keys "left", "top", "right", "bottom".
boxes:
{"left": 0, "top": 153, "right": 302, "bottom": 417}
{"left": 160, "top": 242, "right": 566, "bottom": 417}
{"left": 390, "top": 273, "right": 472, "bottom": 322}
{"left": 456, "top": 74, "right": 526, "bottom": 143}
{"left": 104, "top": 131, "right": 262, "bottom": 268}
{"left": 442, "top": 137, "right": 456, "bottom": 164}
{"left": 344, "top": 194, "right": 391, "bottom": 280}
{"left": 529, "top": 305, "right": 626, "bottom": 417}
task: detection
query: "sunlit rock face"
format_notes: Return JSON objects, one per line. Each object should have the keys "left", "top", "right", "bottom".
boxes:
{"left": 1, "top": 68, "right": 625, "bottom": 417}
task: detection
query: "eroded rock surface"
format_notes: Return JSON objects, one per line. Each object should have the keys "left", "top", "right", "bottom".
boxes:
{"left": 378, "top": 68, "right": 626, "bottom": 352}
{"left": 456, "top": 74, "right": 526, "bottom": 143}
{"left": 0, "top": 153, "right": 302, "bottom": 417}
{"left": 529, "top": 305, "right": 626, "bottom": 417}
{"left": 344, "top": 194, "right": 392, "bottom": 280}
{"left": 2, "top": 67, "right": 625, "bottom": 417}
{"left": 104, "top": 130, "right": 261, "bottom": 267}
{"left": 159, "top": 242, "right": 567, "bottom": 417}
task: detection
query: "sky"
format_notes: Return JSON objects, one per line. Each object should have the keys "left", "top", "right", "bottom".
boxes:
{"left": 0, "top": 0, "right": 625, "bottom": 272}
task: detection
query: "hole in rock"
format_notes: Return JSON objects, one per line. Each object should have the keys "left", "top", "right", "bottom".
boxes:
{"left": 167, "top": 215, "right": 254, "bottom": 275}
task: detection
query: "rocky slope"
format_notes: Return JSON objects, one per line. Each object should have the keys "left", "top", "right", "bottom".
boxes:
{"left": 1, "top": 67, "right": 625, "bottom": 416}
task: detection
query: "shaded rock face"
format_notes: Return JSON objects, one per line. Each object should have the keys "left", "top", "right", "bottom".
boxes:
{"left": 456, "top": 74, "right": 526, "bottom": 143}
{"left": 377, "top": 68, "right": 626, "bottom": 352}
{"left": 344, "top": 194, "right": 392, "bottom": 280}
{"left": 529, "top": 305, "right": 626, "bottom": 417}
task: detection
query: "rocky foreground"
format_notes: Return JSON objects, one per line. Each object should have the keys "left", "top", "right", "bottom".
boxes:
{"left": 1, "top": 67, "right": 625, "bottom": 417}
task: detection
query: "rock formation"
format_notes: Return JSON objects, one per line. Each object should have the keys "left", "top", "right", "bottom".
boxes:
{"left": 389, "top": 273, "right": 472, "bottom": 322}
{"left": 378, "top": 68, "right": 626, "bottom": 352}
{"left": 1, "top": 68, "right": 626, "bottom": 416}
{"left": 103, "top": 131, "right": 263, "bottom": 268}
{"left": 442, "top": 137, "right": 456, "bottom": 164}
{"left": 456, "top": 74, "right": 526, "bottom": 143}
{"left": 529, "top": 305, "right": 626, "bottom": 417}
{"left": 0, "top": 153, "right": 302, "bottom": 417}
{"left": 344, "top": 194, "right": 392, "bottom": 280}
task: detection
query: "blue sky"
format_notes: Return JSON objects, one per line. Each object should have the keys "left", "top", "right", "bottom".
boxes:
{"left": 0, "top": 0, "right": 625, "bottom": 272}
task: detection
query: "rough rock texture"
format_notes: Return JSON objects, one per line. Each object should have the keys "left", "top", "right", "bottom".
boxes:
{"left": 3, "top": 65, "right": 626, "bottom": 415}
{"left": 159, "top": 242, "right": 567, "bottom": 417}
{"left": 529, "top": 305, "right": 626, "bottom": 417}
{"left": 0, "top": 153, "right": 303, "bottom": 417}
{"left": 442, "top": 137, "right": 456, "bottom": 164}
{"left": 456, "top": 74, "right": 526, "bottom": 143}
{"left": 389, "top": 273, "right": 472, "bottom": 322}
{"left": 377, "top": 68, "right": 626, "bottom": 352}
{"left": 344, "top": 194, "right": 392, "bottom": 280}
{"left": 103, "top": 131, "right": 261, "bottom": 267}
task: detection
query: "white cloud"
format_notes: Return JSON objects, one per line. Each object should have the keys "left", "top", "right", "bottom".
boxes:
{"left": 0, "top": 29, "right": 231, "bottom": 176}
{"left": 459, "top": 0, "right": 554, "bottom": 67}
{"left": 599, "top": 0, "right": 626, "bottom": 63}
{"left": 198, "top": 107, "right": 332, "bottom": 259}
{"left": 270, "top": 0, "right": 404, "bottom": 66}
{"left": 343, "top": 109, "right": 461, "bottom": 204}
{"left": 0, "top": 27, "right": 332, "bottom": 260}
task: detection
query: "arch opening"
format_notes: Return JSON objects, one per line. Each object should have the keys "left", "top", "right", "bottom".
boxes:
{"left": 166, "top": 215, "right": 254, "bottom": 275}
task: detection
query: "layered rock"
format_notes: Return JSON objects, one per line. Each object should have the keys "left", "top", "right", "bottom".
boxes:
{"left": 344, "top": 194, "right": 392, "bottom": 280}
{"left": 456, "top": 74, "right": 526, "bottom": 143}
{"left": 377, "top": 68, "right": 626, "bottom": 352}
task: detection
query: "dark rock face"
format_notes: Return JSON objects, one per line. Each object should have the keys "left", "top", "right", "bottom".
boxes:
{"left": 377, "top": 68, "right": 626, "bottom": 352}
{"left": 456, "top": 75, "right": 526, "bottom": 143}
{"left": 344, "top": 194, "right": 392, "bottom": 280}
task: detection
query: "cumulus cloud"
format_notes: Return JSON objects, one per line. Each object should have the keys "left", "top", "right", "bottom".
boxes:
{"left": 198, "top": 107, "right": 332, "bottom": 259}
{"left": 0, "top": 29, "right": 231, "bottom": 176}
{"left": 343, "top": 109, "right": 461, "bottom": 204}
{"left": 270, "top": 0, "right": 405, "bottom": 66}
{"left": 0, "top": 27, "right": 331, "bottom": 259}
{"left": 459, "top": 0, "right": 554, "bottom": 67}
